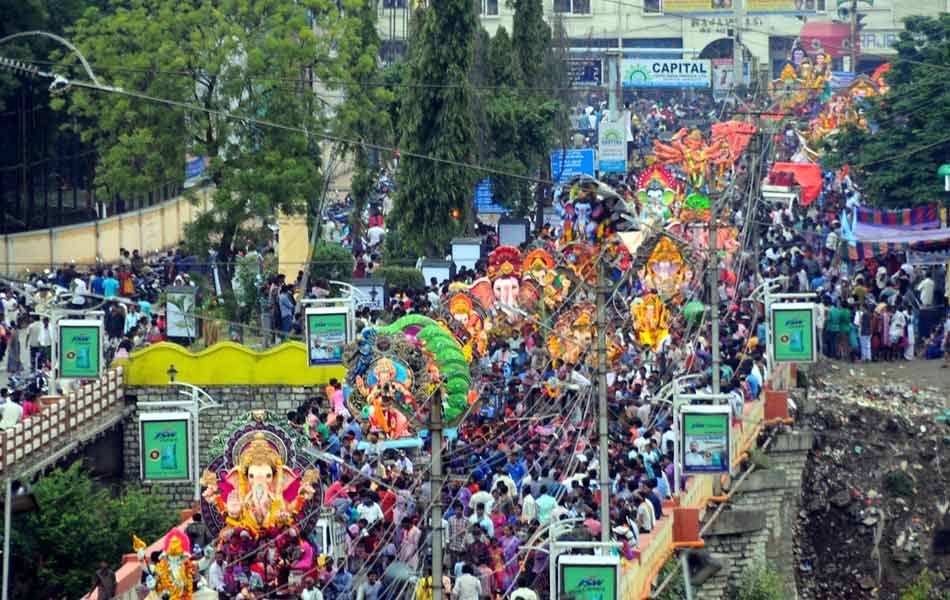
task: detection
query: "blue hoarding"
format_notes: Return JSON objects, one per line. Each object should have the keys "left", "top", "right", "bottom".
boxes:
{"left": 550, "top": 148, "right": 596, "bottom": 186}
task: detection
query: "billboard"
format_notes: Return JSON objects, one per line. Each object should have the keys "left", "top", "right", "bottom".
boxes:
{"left": 622, "top": 59, "right": 711, "bottom": 88}
{"left": 770, "top": 302, "right": 817, "bottom": 363}
{"left": 184, "top": 155, "right": 207, "bottom": 189}
{"left": 57, "top": 319, "right": 103, "bottom": 379}
{"left": 139, "top": 412, "right": 191, "bottom": 481}
{"left": 748, "top": 0, "right": 818, "bottom": 14}
{"left": 567, "top": 59, "right": 603, "bottom": 87}
{"left": 598, "top": 116, "right": 627, "bottom": 174}
{"left": 550, "top": 148, "right": 596, "bottom": 185}
{"left": 305, "top": 307, "right": 351, "bottom": 366}
{"left": 663, "top": 0, "right": 732, "bottom": 15}
{"left": 166, "top": 286, "right": 197, "bottom": 339}
{"left": 712, "top": 58, "right": 735, "bottom": 101}
{"left": 558, "top": 555, "right": 620, "bottom": 600}
{"left": 681, "top": 405, "right": 732, "bottom": 475}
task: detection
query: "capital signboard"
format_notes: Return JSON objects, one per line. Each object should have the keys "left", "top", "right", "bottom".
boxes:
{"left": 57, "top": 319, "right": 103, "bottom": 379}
{"left": 622, "top": 59, "right": 711, "bottom": 88}
{"left": 770, "top": 302, "right": 817, "bottom": 363}
{"left": 680, "top": 404, "right": 732, "bottom": 475}
{"left": 139, "top": 412, "right": 191, "bottom": 481}
{"left": 558, "top": 554, "right": 620, "bottom": 600}
{"left": 305, "top": 307, "right": 352, "bottom": 366}
{"left": 598, "top": 116, "right": 627, "bottom": 174}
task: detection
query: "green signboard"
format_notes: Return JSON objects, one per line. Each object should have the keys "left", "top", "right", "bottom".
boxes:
{"left": 58, "top": 320, "right": 102, "bottom": 379}
{"left": 140, "top": 415, "right": 191, "bottom": 480}
{"left": 560, "top": 559, "right": 619, "bottom": 600}
{"left": 770, "top": 303, "right": 817, "bottom": 363}
{"left": 306, "top": 310, "right": 349, "bottom": 366}
{"left": 682, "top": 407, "right": 731, "bottom": 474}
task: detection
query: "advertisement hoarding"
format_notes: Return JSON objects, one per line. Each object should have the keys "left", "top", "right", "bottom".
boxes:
{"left": 747, "top": 0, "right": 818, "bottom": 13}
{"left": 166, "top": 286, "right": 197, "bottom": 339}
{"left": 681, "top": 405, "right": 732, "bottom": 475}
{"left": 662, "top": 0, "right": 732, "bottom": 15}
{"left": 770, "top": 302, "right": 817, "bottom": 363}
{"left": 550, "top": 148, "right": 596, "bottom": 185}
{"left": 558, "top": 555, "right": 620, "bottom": 600}
{"left": 474, "top": 178, "right": 506, "bottom": 214}
{"left": 305, "top": 307, "right": 351, "bottom": 366}
{"left": 57, "top": 319, "right": 103, "bottom": 379}
{"left": 711, "top": 58, "right": 735, "bottom": 101}
{"left": 622, "top": 59, "right": 711, "bottom": 88}
{"left": 139, "top": 412, "right": 191, "bottom": 481}
{"left": 598, "top": 117, "right": 627, "bottom": 174}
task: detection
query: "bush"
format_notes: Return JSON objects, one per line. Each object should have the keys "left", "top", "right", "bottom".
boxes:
{"left": 13, "top": 462, "right": 177, "bottom": 599}
{"left": 883, "top": 469, "right": 914, "bottom": 497}
{"left": 734, "top": 561, "right": 784, "bottom": 600}
{"left": 373, "top": 265, "right": 426, "bottom": 291}
{"left": 900, "top": 569, "right": 949, "bottom": 600}
{"left": 309, "top": 242, "right": 355, "bottom": 284}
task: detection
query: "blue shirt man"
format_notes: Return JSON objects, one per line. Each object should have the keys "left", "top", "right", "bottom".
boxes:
{"left": 102, "top": 272, "right": 120, "bottom": 297}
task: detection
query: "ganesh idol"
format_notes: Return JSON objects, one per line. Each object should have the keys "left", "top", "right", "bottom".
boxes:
{"left": 201, "top": 431, "right": 317, "bottom": 537}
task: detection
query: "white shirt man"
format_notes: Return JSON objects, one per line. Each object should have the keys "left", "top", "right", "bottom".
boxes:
{"left": 917, "top": 276, "right": 935, "bottom": 307}
{"left": 453, "top": 567, "right": 482, "bottom": 600}
{"left": 207, "top": 557, "right": 225, "bottom": 591}
{"left": 0, "top": 399, "right": 23, "bottom": 429}
{"left": 71, "top": 277, "right": 87, "bottom": 306}
{"left": 356, "top": 498, "right": 383, "bottom": 526}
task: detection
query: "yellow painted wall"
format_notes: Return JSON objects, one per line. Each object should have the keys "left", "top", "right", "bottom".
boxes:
{"left": 54, "top": 226, "right": 98, "bottom": 265}
{"left": 115, "top": 341, "right": 345, "bottom": 386}
{"left": 0, "top": 193, "right": 210, "bottom": 276}
{"left": 140, "top": 207, "right": 164, "bottom": 252}
{"left": 278, "top": 213, "right": 309, "bottom": 280}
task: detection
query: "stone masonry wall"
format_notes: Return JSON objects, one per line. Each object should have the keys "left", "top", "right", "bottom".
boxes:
{"left": 695, "top": 428, "right": 815, "bottom": 600}
{"left": 121, "top": 385, "right": 324, "bottom": 507}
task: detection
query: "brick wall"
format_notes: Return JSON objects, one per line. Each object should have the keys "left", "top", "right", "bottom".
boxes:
{"left": 121, "top": 385, "right": 324, "bottom": 506}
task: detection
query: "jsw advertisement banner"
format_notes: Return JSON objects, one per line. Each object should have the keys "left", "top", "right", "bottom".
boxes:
{"left": 622, "top": 59, "right": 711, "bottom": 88}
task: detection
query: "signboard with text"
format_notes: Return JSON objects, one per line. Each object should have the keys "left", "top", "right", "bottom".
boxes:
{"left": 622, "top": 59, "right": 711, "bottom": 88}
{"left": 474, "top": 178, "right": 506, "bottom": 214}
{"left": 305, "top": 307, "right": 351, "bottom": 366}
{"left": 598, "top": 117, "right": 627, "bottom": 174}
{"left": 567, "top": 58, "right": 603, "bottom": 87}
{"left": 550, "top": 148, "right": 595, "bottom": 185}
{"left": 681, "top": 405, "right": 732, "bottom": 475}
{"left": 57, "top": 319, "right": 103, "bottom": 379}
{"left": 747, "top": 0, "right": 818, "bottom": 14}
{"left": 712, "top": 58, "right": 734, "bottom": 101}
{"left": 770, "top": 302, "right": 817, "bottom": 363}
{"left": 558, "top": 555, "right": 620, "bottom": 600}
{"left": 663, "top": 0, "right": 732, "bottom": 15}
{"left": 139, "top": 412, "right": 191, "bottom": 481}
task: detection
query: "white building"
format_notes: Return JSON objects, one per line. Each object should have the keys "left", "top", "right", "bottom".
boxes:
{"left": 377, "top": 0, "right": 944, "bottom": 84}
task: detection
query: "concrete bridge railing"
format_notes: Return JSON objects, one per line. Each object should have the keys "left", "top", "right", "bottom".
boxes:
{"left": 0, "top": 367, "right": 126, "bottom": 478}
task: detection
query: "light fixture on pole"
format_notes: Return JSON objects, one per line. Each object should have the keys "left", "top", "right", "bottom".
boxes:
{"left": 167, "top": 364, "right": 178, "bottom": 383}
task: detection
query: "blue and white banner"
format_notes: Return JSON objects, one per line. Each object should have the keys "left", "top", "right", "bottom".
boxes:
{"left": 622, "top": 59, "right": 711, "bottom": 88}
{"left": 550, "top": 148, "right": 595, "bottom": 186}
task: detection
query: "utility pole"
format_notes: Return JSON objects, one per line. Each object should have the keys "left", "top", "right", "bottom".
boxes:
{"left": 732, "top": 0, "right": 744, "bottom": 91}
{"left": 596, "top": 260, "right": 610, "bottom": 543}
{"left": 429, "top": 390, "right": 445, "bottom": 600}
{"left": 605, "top": 51, "right": 622, "bottom": 117}
{"left": 709, "top": 191, "right": 721, "bottom": 395}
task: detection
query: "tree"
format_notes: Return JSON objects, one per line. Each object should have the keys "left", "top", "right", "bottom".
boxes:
{"left": 55, "top": 0, "right": 339, "bottom": 285}
{"left": 822, "top": 14, "right": 950, "bottom": 208}
{"left": 510, "top": 0, "right": 550, "bottom": 86}
{"left": 12, "top": 462, "right": 175, "bottom": 598}
{"left": 393, "top": 0, "right": 479, "bottom": 256}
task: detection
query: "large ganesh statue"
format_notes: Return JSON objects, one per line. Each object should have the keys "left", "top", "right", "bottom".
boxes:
{"left": 195, "top": 411, "right": 321, "bottom": 597}
{"left": 522, "top": 247, "right": 570, "bottom": 312}
{"left": 556, "top": 175, "right": 637, "bottom": 245}
{"left": 343, "top": 315, "right": 475, "bottom": 437}
{"left": 632, "top": 234, "right": 695, "bottom": 301}
{"left": 200, "top": 413, "right": 319, "bottom": 539}
{"left": 653, "top": 128, "right": 733, "bottom": 191}
{"left": 635, "top": 164, "right": 680, "bottom": 223}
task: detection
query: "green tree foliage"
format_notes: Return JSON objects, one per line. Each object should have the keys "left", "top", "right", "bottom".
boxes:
{"left": 734, "top": 561, "right": 785, "bottom": 600}
{"left": 373, "top": 265, "right": 426, "bottom": 291}
{"left": 12, "top": 462, "right": 175, "bottom": 598}
{"left": 510, "top": 0, "right": 550, "bottom": 85}
{"left": 394, "top": 0, "right": 479, "bottom": 256}
{"left": 309, "top": 242, "right": 355, "bottom": 284}
{"left": 55, "top": 0, "right": 339, "bottom": 284}
{"left": 334, "top": 0, "right": 395, "bottom": 245}
{"left": 822, "top": 14, "right": 950, "bottom": 208}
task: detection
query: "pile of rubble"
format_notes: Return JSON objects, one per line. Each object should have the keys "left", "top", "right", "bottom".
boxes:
{"left": 794, "top": 366, "right": 950, "bottom": 599}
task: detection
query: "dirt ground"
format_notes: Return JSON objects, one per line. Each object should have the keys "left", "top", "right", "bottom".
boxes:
{"left": 794, "top": 358, "right": 950, "bottom": 599}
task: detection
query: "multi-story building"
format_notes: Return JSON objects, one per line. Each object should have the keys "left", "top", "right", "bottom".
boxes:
{"left": 377, "top": 0, "right": 945, "bottom": 86}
